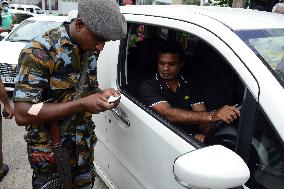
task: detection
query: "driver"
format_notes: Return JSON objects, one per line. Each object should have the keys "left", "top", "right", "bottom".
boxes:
{"left": 138, "top": 41, "right": 240, "bottom": 142}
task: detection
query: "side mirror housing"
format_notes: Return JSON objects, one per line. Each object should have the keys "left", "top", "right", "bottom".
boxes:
{"left": 174, "top": 145, "right": 250, "bottom": 189}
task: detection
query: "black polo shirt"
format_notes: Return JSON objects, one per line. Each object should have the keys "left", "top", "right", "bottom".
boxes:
{"left": 139, "top": 74, "right": 204, "bottom": 110}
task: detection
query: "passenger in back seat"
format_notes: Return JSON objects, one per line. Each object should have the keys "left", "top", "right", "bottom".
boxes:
{"left": 138, "top": 41, "right": 240, "bottom": 142}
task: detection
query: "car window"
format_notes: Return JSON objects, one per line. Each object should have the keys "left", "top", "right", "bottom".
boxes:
{"left": 17, "top": 7, "right": 25, "bottom": 11}
{"left": 7, "top": 20, "right": 63, "bottom": 42}
{"left": 35, "top": 8, "right": 42, "bottom": 14}
{"left": 26, "top": 8, "right": 34, "bottom": 13}
{"left": 13, "top": 13, "right": 33, "bottom": 24}
{"left": 120, "top": 22, "right": 245, "bottom": 141}
{"left": 247, "top": 107, "right": 284, "bottom": 189}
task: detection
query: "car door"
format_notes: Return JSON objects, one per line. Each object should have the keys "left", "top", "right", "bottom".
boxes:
{"left": 94, "top": 39, "right": 196, "bottom": 189}
{"left": 93, "top": 14, "right": 260, "bottom": 189}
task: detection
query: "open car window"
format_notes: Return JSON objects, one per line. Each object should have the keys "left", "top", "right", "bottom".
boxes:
{"left": 120, "top": 22, "right": 245, "bottom": 139}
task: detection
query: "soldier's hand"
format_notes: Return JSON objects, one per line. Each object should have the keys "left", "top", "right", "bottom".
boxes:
{"left": 212, "top": 105, "right": 240, "bottom": 124}
{"left": 3, "top": 105, "right": 14, "bottom": 119}
{"left": 80, "top": 88, "right": 120, "bottom": 113}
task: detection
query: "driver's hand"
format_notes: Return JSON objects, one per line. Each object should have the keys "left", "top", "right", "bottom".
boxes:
{"left": 212, "top": 105, "right": 240, "bottom": 124}
{"left": 194, "top": 133, "right": 205, "bottom": 143}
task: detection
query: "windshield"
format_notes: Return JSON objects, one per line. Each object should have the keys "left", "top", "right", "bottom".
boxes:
{"left": 7, "top": 20, "right": 63, "bottom": 42}
{"left": 236, "top": 29, "right": 284, "bottom": 86}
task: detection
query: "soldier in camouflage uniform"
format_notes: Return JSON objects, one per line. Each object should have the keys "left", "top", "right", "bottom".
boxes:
{"left": 13, "top": 0, "right": 126, "bottom": 188}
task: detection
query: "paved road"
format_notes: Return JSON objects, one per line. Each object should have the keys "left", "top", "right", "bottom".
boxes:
{"left": 0, "top": 98, "right": 108, "bottom": 189}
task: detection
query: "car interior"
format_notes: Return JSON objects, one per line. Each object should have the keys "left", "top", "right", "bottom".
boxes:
{"left": 121, "top": 23, "right": 245, "bottom": 140}
{"left": 118, "top": 23, "right": 284, "bottom": 189}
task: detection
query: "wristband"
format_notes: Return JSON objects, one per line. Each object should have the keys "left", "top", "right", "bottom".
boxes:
{"left": 208, "top": 110, "right": 216, "bottom": 121}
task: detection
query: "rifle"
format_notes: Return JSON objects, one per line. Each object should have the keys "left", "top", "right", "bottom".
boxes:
{"left": 48, "top": 121, "right": 72, "bottom": 189}
{"left": 31, "top": 122, "right": 72, "bottom": 189}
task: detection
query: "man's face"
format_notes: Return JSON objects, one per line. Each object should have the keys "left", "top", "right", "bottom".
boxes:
{"left": 158, "top": 53, "right": 183, "bottom": 80}
{"left": 74, "top": 19, "right": 107, "bottom": 53}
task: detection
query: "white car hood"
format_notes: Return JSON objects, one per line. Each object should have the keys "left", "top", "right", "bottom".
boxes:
{"left": 0, "top": 41, "right": 27, "bottom": 65}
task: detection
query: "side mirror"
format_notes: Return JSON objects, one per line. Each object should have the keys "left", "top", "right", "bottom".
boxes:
{"left": 173, "top": 145, "right": 250, "bottom": 189}
{"left": 0, "top": 32, "right": 8, "bottom": 39}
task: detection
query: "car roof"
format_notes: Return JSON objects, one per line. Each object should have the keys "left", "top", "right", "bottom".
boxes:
{"left": 9, "top": 4, "right": 40, "bottom": 8}
{"left": 26, "top": 15, "right": 69, "bottom": 22}
{"left": 120, "top": 5, "right": 284, "bottom": 30}
{"left": 10, "top": 9, "right": 35, "bottom": 16}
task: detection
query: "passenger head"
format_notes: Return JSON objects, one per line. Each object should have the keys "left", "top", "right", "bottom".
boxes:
{"left": 69, "top": 0, "right": 127, "bottom": 53}
{"left": 272, "top": 3, "right": 284, "bottom": 15}
{"left": 1, "top": 1, "right": 9, "bottom": 8}
{"left": 157, "top": 41, "right": 185, "bottom": 80}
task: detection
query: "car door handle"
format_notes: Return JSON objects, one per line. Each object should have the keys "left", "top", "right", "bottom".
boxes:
{"left": 111, "top": 107, "right": 131, "bottom": 127}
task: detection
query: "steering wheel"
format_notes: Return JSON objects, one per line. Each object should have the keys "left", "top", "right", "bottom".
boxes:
{"left": 203, "top": 120, "right": 238, "bottom": 151}
{"left": 203, "top": 105, "right": 241, "bottom": 150}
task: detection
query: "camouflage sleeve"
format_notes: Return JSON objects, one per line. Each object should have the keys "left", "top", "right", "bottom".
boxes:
{"left": 14, "top": 41, "right": 54, "bottom": 103}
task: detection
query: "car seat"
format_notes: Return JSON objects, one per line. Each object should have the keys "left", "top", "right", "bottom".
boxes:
{"left": 127, "top": 37, "right": 166, "bottom": 97}
{"left": 182, "top": 40, "right": 242, "bottom": 111}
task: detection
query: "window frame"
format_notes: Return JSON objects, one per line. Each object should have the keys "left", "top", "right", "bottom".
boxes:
{"left": 117, "top": 14, "right": 260, "bottom": 147}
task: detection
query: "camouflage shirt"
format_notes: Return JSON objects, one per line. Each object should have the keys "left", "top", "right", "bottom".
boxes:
{"left": 14, "top": 25, "right": 99, "bottom": 172}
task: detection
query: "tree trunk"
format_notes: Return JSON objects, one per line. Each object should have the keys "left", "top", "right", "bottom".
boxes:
{"left": 232, "top": 0, "right": 246, "bottom": 8}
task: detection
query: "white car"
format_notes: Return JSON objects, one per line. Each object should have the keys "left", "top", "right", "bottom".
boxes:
{"left": 92, "top": 5, "right": 284, "bottom": 189}
{"left": 9, "top": 4, "right": 44, "bottom": 15}
{"left": 0, "top": 16, "right": 70, "bottom": 91}
{"left": 10, "top": 9, "right": 35, "bottom": 23}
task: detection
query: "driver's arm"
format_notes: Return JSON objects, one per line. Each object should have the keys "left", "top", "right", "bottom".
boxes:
{"left": 153, "top": 102, "right": 240, "bottom": 126}
{"left": 139, "top": 77, "right": 240, "bottom": 126}
{"left": 153, "top": 102, "right": 214, "bottom": 125}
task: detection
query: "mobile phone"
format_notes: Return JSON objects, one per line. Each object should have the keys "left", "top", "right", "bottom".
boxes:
{"left": 108, "top": 95, "right": 121, "bottom": 103}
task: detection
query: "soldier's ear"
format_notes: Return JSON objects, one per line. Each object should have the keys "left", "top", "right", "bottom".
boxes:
{"left": 75, "top": 18, "right": 84, "bottom": 32}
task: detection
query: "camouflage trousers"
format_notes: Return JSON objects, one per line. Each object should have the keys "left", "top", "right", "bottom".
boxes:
{"left": 30, "top": 141, "right": 95, "bottom": 189}
{"left": 32, "top": 168, "right": 95, "bottom": 189}
{"left": 31, "top": 158, "right": 95, "bottom": 189}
